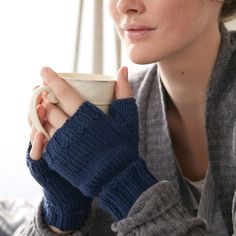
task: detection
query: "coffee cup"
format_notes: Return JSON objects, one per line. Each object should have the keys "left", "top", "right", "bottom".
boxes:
{"left": 29, "top": 73, "right": 116, "bottom": 140}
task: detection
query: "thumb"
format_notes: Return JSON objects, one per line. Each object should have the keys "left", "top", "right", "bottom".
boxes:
{"left": 115, "top": 67, "right": 132, "bottom": 99}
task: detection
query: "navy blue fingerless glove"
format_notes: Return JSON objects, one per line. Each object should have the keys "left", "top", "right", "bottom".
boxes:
{"left": 43, "top": 98, "right": 157, "bottom": 220}
{"left": 26, "top": 144, "right": 92, "bottom": 230}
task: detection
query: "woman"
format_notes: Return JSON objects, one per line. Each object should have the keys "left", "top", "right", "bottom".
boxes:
{"left": 15, "top": 0, "right": 236, "bottom": 235}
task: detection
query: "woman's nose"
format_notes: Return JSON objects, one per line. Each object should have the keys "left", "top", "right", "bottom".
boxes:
{"left": 117, "top": 0, "right": 145, "bottom": 15}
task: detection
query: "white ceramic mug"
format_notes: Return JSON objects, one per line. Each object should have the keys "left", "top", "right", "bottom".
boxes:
{"left": 29, "top": 73, "right": 116, "bottom": 140}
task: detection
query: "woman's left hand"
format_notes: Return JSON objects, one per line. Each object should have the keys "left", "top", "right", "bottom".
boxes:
{"left": 36, "top": 67, "right": 83, "bottom": 138}
{"left": 38, "top": 66, "right": 132, "bottom": 138}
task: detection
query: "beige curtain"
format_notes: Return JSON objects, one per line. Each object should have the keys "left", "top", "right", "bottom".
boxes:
{"left": 72, "top": 0, "right": 121, "bottom": 74}
{"left": 73, "top": 0, "right": 84, "bottom": 73}
{"left": 93, "top": 0, "right": 103, "bottom": 74}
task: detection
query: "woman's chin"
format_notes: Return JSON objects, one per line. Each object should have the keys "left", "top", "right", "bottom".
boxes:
{"left": 127, "top": 47, "right": 161, "bottom": 65}
{"left": 129, "top": 54, "right": 159, "bottom": 65}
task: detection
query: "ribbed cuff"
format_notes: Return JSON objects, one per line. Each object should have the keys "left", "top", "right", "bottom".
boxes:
{"left": 111, "top": 181, "right": 209, "bottom": 235}
{"left": 42, "top": 199, "right": 90, "bottom": 231}
{"left": 110, "top": 98, "right": 137, "bottom": 122}
{"left": 99, "top": 158, "right": 157, "bottom": 220}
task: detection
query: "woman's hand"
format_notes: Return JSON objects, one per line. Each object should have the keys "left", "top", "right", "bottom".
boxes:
{"left": 36, "top": 66, "right": 156, "bottom": 221}
{"left": 30, "top": 66, "right": 132, "bottom": 159}
{"left": 28, "top": 96, "right": 47, "bottom": 159}
{"left": 27, "top": 139, "right": 92, "bottom": 231}
{"left": 27, "top": 73, "right": 93, "bottom": 232}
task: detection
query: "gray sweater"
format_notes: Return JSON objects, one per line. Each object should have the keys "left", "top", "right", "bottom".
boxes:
{"left": 15, "top": 25, "right": 236, "bottom": 236}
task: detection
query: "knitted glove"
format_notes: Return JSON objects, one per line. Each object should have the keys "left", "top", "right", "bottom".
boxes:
{"left": 26, "top": 144, "right": 92, "bottom": 230}
{"left": 43, "top": 98, "right": 157, "bottom": 220}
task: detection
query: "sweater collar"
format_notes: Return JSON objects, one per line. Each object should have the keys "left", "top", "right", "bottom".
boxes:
{"left": 205, "top": 24, "right": 236, "bottom": 234}
{"left": 136, "top": 24, "right": 236, "bottom": 234}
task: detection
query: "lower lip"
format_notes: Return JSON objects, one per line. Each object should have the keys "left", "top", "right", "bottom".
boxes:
{"left": 125, "top": 29, "right": 154, "bottom": 41}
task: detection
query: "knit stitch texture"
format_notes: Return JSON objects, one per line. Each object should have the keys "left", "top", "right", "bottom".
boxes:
{"left": 27, "top": 144, "right": 92, "bottom": 230}
{"left": 43, "top": 98, "right": 157, "bottom": 219}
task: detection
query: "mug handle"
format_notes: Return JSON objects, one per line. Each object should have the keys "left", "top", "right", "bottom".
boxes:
{"left": 29, "top": 86, "right": 58, "bottom": 140}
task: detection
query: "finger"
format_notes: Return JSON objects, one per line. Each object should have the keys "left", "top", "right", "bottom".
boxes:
{"left": 41, "top": 100, "right": 68, "bottom": 129}
{"left": 30, "top": 126, "right": 37, "bottom": 144}
{"left": 111, "top": 67, "right": 136, "bottom": 126}
{"left": 33, "top": 85, "right": 40, "bottom": 90}
{"left": 28, "top": 104, "right": 46, "bottom": 128}
{"left": 30, "top": 132, "right": 46, "bottom": 160}
{"left": 43, "top": 121, "right": 56, "bottom": 137}
{"left": 37, "top": 104, "right": 46, "bottom": 124}
{"left": 115, "top": 67, "right": 133, "bottom": 100}
{"left": 40, "top": 67, "right": 83, "bottom": 116}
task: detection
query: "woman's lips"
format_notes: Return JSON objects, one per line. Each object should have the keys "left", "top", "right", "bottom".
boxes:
{"left": 121, "top": 23, "right": 155, "bottom": 41}
{"left": 125, "top": 29, "right": 154, "bottom": 40}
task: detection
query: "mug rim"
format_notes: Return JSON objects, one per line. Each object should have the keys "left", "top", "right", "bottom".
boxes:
{"left": 58, "top": 73, "right": 116, "bottom": 82}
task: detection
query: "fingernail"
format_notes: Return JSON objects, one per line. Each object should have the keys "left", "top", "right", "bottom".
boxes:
{"left": 40, "top": 67, "right": 52, "bottom": 81}
{"left": 122, "top": 67, "right": 128, "bottom": 79}
{"left": 40, "top": 67, "right": 49, "bottom": 76}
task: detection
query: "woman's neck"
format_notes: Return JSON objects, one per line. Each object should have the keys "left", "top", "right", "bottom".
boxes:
{"left": 158, "top": 23, "right": 221, "bottom": 181}
{"left": 158, "top": 23, "right": 221, "bottom": 121}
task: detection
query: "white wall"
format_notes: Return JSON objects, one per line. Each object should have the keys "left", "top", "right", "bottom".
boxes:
{"left": 0, "top": 0, "right": 79, "bottom": 201}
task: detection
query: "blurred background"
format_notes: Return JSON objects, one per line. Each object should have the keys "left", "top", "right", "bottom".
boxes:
{"left": 0, "top": 0, "right": 235, "bottom": 201}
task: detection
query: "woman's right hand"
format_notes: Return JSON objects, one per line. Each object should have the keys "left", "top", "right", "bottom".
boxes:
{"left": 27, "top": 97, "right": 92, "bottom": 232}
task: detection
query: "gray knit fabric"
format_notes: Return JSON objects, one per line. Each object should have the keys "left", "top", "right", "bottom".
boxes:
{"left": 15, "top": 25, "right": 236, "bottom": 235}
{"left": 0, "top": 199, "right": 36, "bottom": 236}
